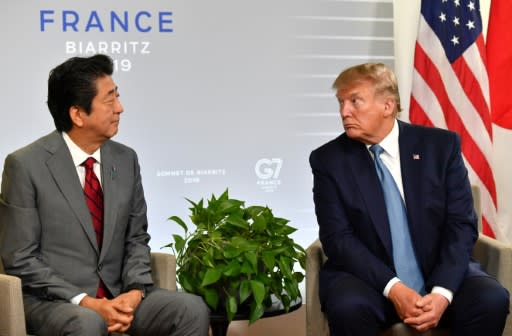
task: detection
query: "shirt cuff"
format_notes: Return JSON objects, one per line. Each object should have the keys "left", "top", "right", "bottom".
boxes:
{"left": 431, "top": 286, "right": 453, "bottom": 303}
{"left": 383, "top": 277, "right": 401, "bottom": 297}
{"left": 70, "top": 293, "right": 87, "bottom": 305}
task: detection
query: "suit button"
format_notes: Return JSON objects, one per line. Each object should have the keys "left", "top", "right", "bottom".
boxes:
{"left": 97, "top": 263, "right": 103, "bottom": 271}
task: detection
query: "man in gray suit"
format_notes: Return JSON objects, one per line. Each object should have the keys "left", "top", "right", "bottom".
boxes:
{"left": 0, "top": 54, "right": 210, "bottom": 336}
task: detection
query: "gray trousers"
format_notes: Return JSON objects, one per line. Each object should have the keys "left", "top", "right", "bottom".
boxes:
{"left": 24, "top": 288, "right": 210, "bottom": 336}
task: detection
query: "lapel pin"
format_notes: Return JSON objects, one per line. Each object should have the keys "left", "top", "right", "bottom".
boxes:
{"left": 111, "top": 165, "right": 117, "bottom": 180}
{"left": 413, "top": 154, "right": 421, "bottom": 160}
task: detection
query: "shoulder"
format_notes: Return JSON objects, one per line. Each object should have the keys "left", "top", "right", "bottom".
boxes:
{"left": 399, "top": 120, "right": 459, "bottom": 144}
{"left": 309, "top": 133, "right": 366, "bottom": 170}
{"left": 101, "top": 139, "right": 141, "bottom": 174}
{"left": 5, "top": 131, "right": 62, "bottom": 163}
{"left": 103, "top": 139, "right": 138, "bottom": 158}
{"left": 311, "top": 133, "right": 348, "bottom": 158}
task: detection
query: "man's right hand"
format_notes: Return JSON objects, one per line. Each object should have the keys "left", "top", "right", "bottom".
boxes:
{"left": 388, "top": 281, "right": 423, "bottom": 320}
{"left": 79, "top": 296, "right": 134, "bottom": 333}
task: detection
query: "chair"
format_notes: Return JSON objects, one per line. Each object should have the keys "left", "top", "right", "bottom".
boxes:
{"left": 0, "top": 252, "right": 177, "bottom": 336}
{"left": 305, "top": 186, "right": 512, "bottom": 336}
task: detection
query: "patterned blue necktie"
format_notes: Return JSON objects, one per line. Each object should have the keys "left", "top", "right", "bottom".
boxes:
{"left": 370, "top": 144, "right": 425, "bottom": 293}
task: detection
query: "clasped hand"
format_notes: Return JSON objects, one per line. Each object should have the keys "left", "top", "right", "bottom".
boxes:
{"left": 80, "top": 290, "right": 143, "bottom": 333}
{"left": 388, "top": 282, "right": 449, "bottom": 332}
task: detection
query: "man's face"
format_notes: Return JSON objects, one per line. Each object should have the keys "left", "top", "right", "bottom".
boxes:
{"left": 336, "top": 80, "right": 394, "bottom": 144}
{"left": 81, "top": 75, "right": 124, "bottom": 142}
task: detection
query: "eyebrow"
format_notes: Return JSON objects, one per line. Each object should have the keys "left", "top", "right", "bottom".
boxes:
{"left": 104, "top": 86, "right": 118, "bottom": 99}
{"left": 337, "top": 91, "right": 361, "bottom": 99}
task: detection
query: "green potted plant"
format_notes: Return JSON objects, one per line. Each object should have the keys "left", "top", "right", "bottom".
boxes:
{"left": 164, "top": 189, "right": 305, "bottom": 324}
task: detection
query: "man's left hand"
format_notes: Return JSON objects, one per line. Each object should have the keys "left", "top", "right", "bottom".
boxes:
{"left": 403, "top": 293, "right": 449, "bottom": 332}
{"left": 113, "top": 289, "right": 144, "bottom": 311}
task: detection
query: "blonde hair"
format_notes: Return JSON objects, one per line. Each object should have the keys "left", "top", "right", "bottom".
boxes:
{"left": 332, "top": 63, "right": 402, "bottom": 114}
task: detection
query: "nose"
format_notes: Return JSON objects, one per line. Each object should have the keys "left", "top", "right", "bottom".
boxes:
{"left": 340, "top": 103, "right": 351, "bottom": 118}
{"left": 115, "top": 97, "right": 124, "bottom": 114}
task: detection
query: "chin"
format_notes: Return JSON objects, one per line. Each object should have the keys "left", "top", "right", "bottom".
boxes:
{"left": 345, "top": 129, "right": 359, "bottom": 138}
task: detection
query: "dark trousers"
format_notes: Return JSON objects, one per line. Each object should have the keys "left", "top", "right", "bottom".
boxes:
{"left": 24, "top": 288, "right": 210, "bottom": 336}
{"left": 320, "top": 273, "right": 509, "bottom": 336}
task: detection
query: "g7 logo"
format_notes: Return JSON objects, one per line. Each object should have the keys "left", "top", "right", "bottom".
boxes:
{"left": 255, "top": 158, "right": 283, "bottom": 179}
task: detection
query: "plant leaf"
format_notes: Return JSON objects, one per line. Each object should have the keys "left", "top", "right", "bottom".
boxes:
{"left": 249, "top": 301, "right": 265, "bottom": 325}
{"left": 262, "top": 251, "right": 276, "bottom": 269}
{"left": 203, "top": 288, "right": 219, "bottom": 310}
{"left": 240, "top": 260, "right": 254, "bottom": 274}
{"left": 280, "top": 293, "right": 291, "bottom": 312}
{"left": 226, "top": 294, "right": 238, "bottom": 322}
{"left": 284, "top": 278, "right": 299, "bottom": 299}
{"left": 249, "top": 280, "right": 265, "bottom": 305}
{"left": 232, "top": 236, "right": 258, "bottom": 251}
{"left": 223, "top": 260, "right": 242, "bottom": 277}
{"left": 226, "top": 214, "right": 249, "bottom": 230}
{"left": 168, "top": 215, "right": 188, "bottom": 233}
{"left": 245, "top": 205, "right": 265, "bottom": 217}
{"left": 251, "top": 213, "right": 267, "bottom": 232}
{"left": 201, "top": 268, "right": 222, "bottom": 287}
{"left": 239, "top": 279, "right": 251, "bottom": 304}
{"left": 179, "top": 273, "right": 195, "bottom": 293}
{"left": 294, "top": 271, "right": 305, "bottom": 283}
{"left": 172, "top": 234, "right": 186, "bottom": 253}
{"left": 201, "top": 249, "right": 216, "bottom": 268}
{"left": 244, "top": 251, "right": 258, "bottom": 273}
{"left": 219, "top": 199, "right": 244, "bottom": 213}
{"left": 219, "top": 188, "right": 230, "bottom": 201}
{"left": 278, "top": 256, "right": 293, "bottom": 278}
{"left": 223, "top": 245, "right": 243, "bottom": 259}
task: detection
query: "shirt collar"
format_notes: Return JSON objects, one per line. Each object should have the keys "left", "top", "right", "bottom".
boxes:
{"left": 62, "top": 132, "right": 102, "bottom": 167}
{"left": 379, "top": 119, "right": 399, "bottom": 159}
{"left": 367, "top": 119, "right": 399, "bottom": 159}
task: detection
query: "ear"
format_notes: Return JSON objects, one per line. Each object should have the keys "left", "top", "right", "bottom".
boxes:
{"left": 69, "top": 106, "right": 85, "bottom": 128}
{"left": 382, "top": 97, "right": 396, "bottom": 117}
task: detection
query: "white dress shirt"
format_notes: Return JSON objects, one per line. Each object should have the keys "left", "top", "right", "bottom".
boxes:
{"left": 368, "top": 121, "right": 453, "bottom": 303}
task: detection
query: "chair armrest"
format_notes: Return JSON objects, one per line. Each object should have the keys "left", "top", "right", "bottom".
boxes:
{"left": 305, "top": 239, "right": 329, "bottom": 336}
{"left": 473, "top": 234, "right": 512, "bottom": 290}
{"left": 473, "top": 234, "right": 512, "bottom": 336}
{"left": 151, "top": 252, "right": 177, "bottom": 291}
{"left": 0, "top": 273, "right": 27, "bottom": 336}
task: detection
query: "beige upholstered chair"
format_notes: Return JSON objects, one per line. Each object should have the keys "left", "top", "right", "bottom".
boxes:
{"left": 0, "top": 252, "right": 177, "bottom": 336}
{"left": 306, "top": 186, "right": 512, "bottom": 336}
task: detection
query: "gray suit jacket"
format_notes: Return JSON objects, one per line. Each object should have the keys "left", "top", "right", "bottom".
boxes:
{"left": 0, "top": 131, "right": 153, "bottom": 301}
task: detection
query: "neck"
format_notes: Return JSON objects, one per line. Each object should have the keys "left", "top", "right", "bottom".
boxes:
{"left": 367, "top": 118, "right": 396, "bottom": 145}
{"left": 66, "top": 129, "right": 102, "bottom": 155}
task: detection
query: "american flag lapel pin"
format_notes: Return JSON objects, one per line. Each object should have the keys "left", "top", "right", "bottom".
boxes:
{"left": 413, "top": 154, "right": 421, "bottom": 160}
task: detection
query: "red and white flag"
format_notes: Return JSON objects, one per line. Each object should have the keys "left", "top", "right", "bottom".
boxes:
{"left": 487, "top": 0, "right": 512, "bottom": 243}
{"left": 409, "top": 0, "right": 501, "bottom": 240}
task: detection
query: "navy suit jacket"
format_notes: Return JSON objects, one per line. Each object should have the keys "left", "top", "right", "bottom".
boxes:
{"left": 309, "top": 120, "right": 487, "bottom": 302}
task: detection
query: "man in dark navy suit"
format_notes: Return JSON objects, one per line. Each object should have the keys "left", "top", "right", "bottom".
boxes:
{"left": 309, "top": 63, "right": 509, "bottom": 335}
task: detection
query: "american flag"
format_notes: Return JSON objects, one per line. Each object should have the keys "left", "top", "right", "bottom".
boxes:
{"left": 409, "top": 0, "right": 497, "bottom": 238}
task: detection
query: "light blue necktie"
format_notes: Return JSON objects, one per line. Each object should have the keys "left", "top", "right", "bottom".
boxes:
{"left": 370, "top": 144, "right": 425, "bottom": 294}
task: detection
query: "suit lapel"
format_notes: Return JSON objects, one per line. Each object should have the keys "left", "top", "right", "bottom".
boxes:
{"left": 100, "top": 142, "right": 118, "bottom": 260}
{"left": 347, "top": 138, "right": 394, "bottom": 260}
{"left": 397, "top": 121, "right": 424, "bottom": 243}
{"left": 44, "top": 132, "right": 99, "bottom": 253}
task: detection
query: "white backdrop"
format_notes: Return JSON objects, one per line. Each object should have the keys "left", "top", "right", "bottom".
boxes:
{"left": 1, "top": 0, "right": 395, "bottom": 253}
